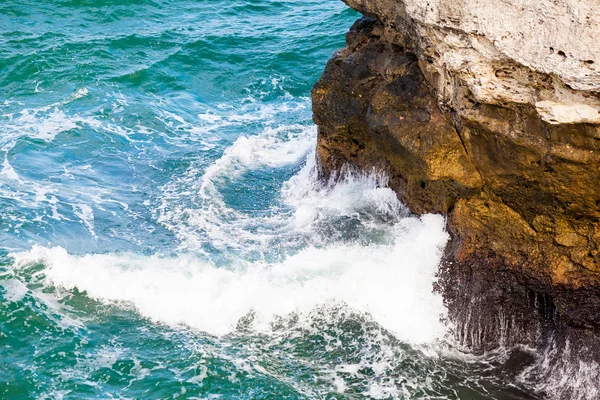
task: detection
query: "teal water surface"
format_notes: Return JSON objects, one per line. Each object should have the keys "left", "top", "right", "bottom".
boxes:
{"left": 1, "top": 1, "right": 540, "bottom": 399}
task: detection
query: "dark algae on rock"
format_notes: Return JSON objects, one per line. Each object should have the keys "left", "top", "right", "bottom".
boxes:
{"left": 312, "top": 0, "right": 600, "bottom": 397}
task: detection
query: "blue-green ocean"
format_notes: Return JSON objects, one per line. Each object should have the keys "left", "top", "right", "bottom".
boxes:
{"left": 0, "top": 1, "right": 542, "bottom": 398}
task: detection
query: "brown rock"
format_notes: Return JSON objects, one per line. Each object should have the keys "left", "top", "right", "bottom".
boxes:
{"left": 312, "top": 12, "right": 600, "bottom": 339}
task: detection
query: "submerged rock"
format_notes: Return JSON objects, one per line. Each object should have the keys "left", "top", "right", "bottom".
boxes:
{"left": 313, "top": 0, "right": 600, "bottom": 395}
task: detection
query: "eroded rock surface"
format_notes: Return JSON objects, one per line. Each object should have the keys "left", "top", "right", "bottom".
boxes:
{"left": 312, "top": 0, "right": 600, "bottom": 347}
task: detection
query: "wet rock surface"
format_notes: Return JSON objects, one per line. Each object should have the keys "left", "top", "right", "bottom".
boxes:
{"left": 312, "top": 2, "right": 600, "bottom": 395}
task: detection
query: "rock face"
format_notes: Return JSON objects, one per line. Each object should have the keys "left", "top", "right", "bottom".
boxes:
{"left": 312, "top": 0, "right": 600, "bottom": 350}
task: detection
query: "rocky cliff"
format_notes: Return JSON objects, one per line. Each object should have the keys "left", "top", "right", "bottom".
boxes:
{"left": 312, "top": 0, "right": 600, "bottom": 356}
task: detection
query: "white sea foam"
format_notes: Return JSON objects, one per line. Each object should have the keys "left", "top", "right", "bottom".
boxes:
{"left": 11, "top": 210, "right": 448, "bottom": 344}
{"left": 157, "top": 123, "right": 317, "bottom": 251}
{"left": 281, "top": 155, "right": 409, "bottom": 233}
{"left": 0, "top": 87, "right": 97, "bottom": 146}
{"left": 10, "top": 130, "right": 450, "bottom": 344}
{"left": 1, "top": 157, "right": 20, "bottom": 181}
{"left": 6, "top": 148, "right": 453, "bottom": 397}
{"left": 200, "top": 124, "right": 315, "bottom": 189}
{"left": 0, "top": 89, "right": 143, "bottom": 229}
{"left": 518, "top": 339, "right": 600, "bottom": 400}
{"left": 0, "top": 87, "right": 132, "bottom": 152}
{"left": 73, "top": 204, "right": 96, "bottom": 238}
{"left": 1, "top": 278, "right": 29, "bottom": 302}
{"left": 6, "top": 107, "right": 80, "bottom": 142}
{"left": 132, "top": 117, "right": 451, "bottom": 346}
{"left": 159, "top": 131, "right": 410, "bottom": 259}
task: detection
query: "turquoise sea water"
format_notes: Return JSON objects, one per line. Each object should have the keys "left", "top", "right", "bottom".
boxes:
{"left": 1, "top": 1, "right": 542, "bottom": 398}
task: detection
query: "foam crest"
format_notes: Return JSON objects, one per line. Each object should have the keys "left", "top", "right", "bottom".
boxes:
{"left": 6, "top": 107, "right": 80, "bottom": 143}
{"left": 158, "top": 124, "right": 413, "bottom": 257}
{"left": 200, "top": 124, "right": 315, "bottom": 193}
{"left": 0, "top": 87, "right": 96, "bottom": 146}
{"left": 12, "top": 212, "right": 448, "bottom": 344}
{"left": 1, "top": 157, "right": 20, "bottom": 181}
{"left": 282, "top": 156, "right": 409, "bottom": 233}
{"left": 157, "top": 124, "right": 316, "bottom": 251}
{"left": 1, "top": 278, "right": 29, "bottom": 302}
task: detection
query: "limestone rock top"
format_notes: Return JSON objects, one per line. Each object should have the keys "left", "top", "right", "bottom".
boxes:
{"left": 344, "top": 0, "right": 600, "bottom": 122}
